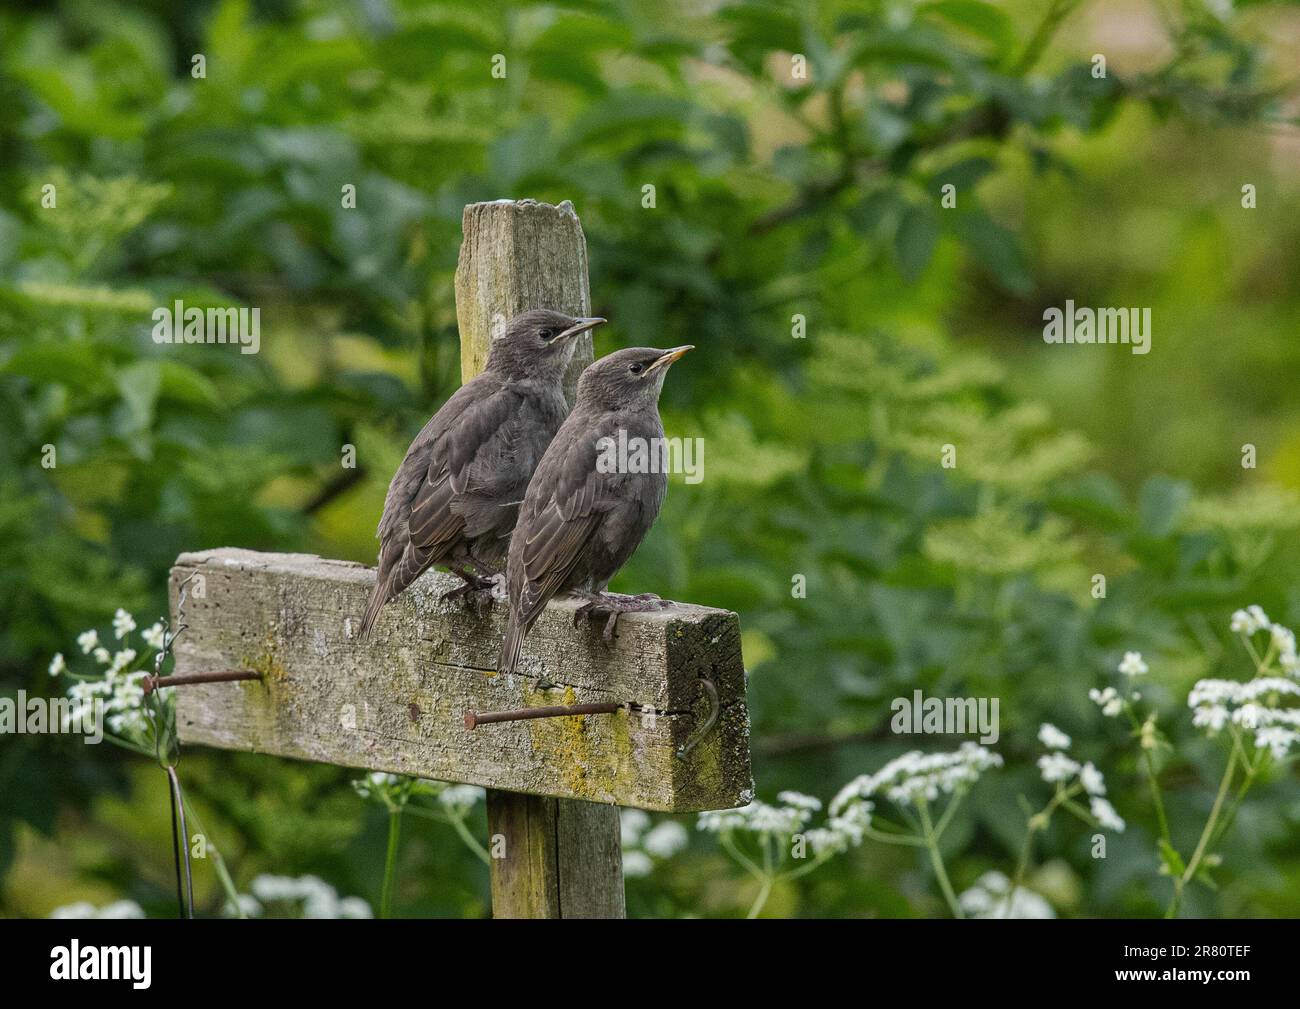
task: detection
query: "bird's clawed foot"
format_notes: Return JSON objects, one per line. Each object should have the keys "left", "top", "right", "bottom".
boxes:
{"left": 441, "top": 571, "right": 502, "bottom": 616}
{"left": 572, "top": 592, "right": 672, "bottom": 644}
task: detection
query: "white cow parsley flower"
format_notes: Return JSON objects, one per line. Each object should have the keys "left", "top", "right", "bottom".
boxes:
{"left": 1089, "top": 686, "right": 1123, "bottom": 717}
{"left": 77, "top": 630, "right": 99, "bottom": 654}
{"left": 698, "top": 799, "right": 812, "bottom": 836}
{"left": 436, "top": 784, "right": 485, "bottom": 813}
{"left": 621, "top": 809, "right": 650, "bottom": 847}
{"left": 959, "top": 871, "right": 1055, "bottom": 919}
{"left": 830, "top": 743, "right": 1002, "bottom": 811}
{"left": 1118, "top": 651, "right": 1148, "bottom": 677}
{"left": 351, "top": 772, "right": 401, "bottom": 800}
{"left": 776, "top": 790, "right": 822, "bottom": 812}
{"left": 1090, "top": 796, "right": 1126, "bottom": 832}
{"left": 48, "top": 653, "right": 66, "bottom": 677}
{"left": 1254, "top": 726, "right": 1300, "bottom": 760}
{"left": 1037, "top": 752, "right": 1081, "bottom": 783}
{"left": 642, "top": 821, "right": 689, "bottom": 859}
{"left": 109, "top": 649, "right": 137, "bottom": 674}
{"left": 1079, "top": 762, "right": 1106, "bottom": 796}
{"left": 621, "top": 850, "right": 654, "bottom": 878}
{"left": 1189, "top": 676, "right": 1300, "bottom": 758}
{"left": 141, "top": 622, "right": 167, "bottom": 650}
{"left": 1038, "top": 723, "right": 1071, "bottom": 750}
{"left": 112, "top": 608, "right": 136, "bottom": 640}
{"left": 248, "top": 874, "right": 371, "bottom": 918}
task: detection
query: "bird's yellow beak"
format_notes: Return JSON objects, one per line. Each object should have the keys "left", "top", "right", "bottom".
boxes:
{"left": 558, "top": 317, "right": 606, "bottom": 341}
{"left": 646, "top": 345, "right": 694, "bottom": 374}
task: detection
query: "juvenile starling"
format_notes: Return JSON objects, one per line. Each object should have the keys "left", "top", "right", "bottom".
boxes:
{"left": 498, "top": 345, "right": 693, "bottom": 681}
{"left": 359, "top": 310, "right": 606, "bottom": 638}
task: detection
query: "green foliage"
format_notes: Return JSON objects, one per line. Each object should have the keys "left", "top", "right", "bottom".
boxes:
{"left": 1, "top": 0, "right": 1297, "bottom": 918}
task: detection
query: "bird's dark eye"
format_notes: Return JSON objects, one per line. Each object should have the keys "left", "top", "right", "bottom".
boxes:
{"left": 540, "top": 328, "right": 555, "bottom": 341}
{"left": 629, "top": 362, "right": 645, "bottom": 375}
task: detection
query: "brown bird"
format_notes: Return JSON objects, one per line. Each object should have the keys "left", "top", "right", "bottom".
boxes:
{"left": 498, "top": 345, "right": 693, "bottom": 682}
{"left": 359, "top": 310, "right": 605, "bottom": 638}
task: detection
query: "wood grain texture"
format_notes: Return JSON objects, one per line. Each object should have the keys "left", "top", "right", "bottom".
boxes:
{"left": 486, "top": 793, "right": 626, "bottom": 918}
{"left": 454, "top": 199, "right": 595, "bottom": 404}
{"left": 169, "top": 548, "right": 752, "bottom": 813}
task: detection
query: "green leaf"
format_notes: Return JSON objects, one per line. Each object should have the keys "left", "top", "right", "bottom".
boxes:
{"left": 952, "top": 210, "right": 1031, "bottom": 293}
{"left": 894, "top": 203, "right": 940, "bottom": 283}
{"left": 921, "top": 1, "right": 1016, "bottom": 57}
{"left": 0, "top": 343, "right": 107, "bottom": 391}
{"left": 931, "top": 156, "right": 996, "bottom": 195}
{"left": 157, "top": 361, "right": 221, "bottom": 408}
{"left": 1139, "top": 476, "right": 1194, "bottom": 538}
{"left": 116, "top": 360, "right": 162, "bottom": 433}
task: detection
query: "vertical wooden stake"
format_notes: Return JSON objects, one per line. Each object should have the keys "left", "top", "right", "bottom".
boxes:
{"left": 454, "top": 198, "right": 625, "bottom": 919}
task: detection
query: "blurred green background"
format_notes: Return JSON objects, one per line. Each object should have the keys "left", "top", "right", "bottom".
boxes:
{"left": 2, "top": 0, "right": 1299, "bottom": 918}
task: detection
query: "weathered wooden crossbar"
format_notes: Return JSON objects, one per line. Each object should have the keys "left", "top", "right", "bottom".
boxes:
{"left": 168, "top": 198, "right": 753, "bottom": 918}
{"left": 168, "top": 548, "right": 751, "bottom": 812}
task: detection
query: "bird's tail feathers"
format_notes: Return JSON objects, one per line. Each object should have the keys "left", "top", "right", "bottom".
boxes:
{"left": 358, "top": 577, "right": 389, "bottom": 640}
{"left": 498, "top": 616, "right": 526, "bottom": 679}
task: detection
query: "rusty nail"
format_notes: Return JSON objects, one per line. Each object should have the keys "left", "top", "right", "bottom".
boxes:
{"left": 464, "top": 701, "right": 622, "bottom": 730}
{"left": 143, "top": 669, "right": 262, "bottom": 696}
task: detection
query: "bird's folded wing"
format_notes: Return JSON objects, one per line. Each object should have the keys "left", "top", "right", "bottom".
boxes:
{"left": 514, "top": 430, "right": 612, "bottom": 630}
{"left": 406, "top": 381, "right": 520, "bottom": 555}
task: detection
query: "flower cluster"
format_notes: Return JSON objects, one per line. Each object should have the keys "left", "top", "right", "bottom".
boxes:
{"left": 958, "top": 871, "right": 1055, "bottom": 920}
{"left": 1189, "top": 677, "right": 1300, "bottom": 758}
{"left": 1230, "top": 604, "right": 1299, "bottom": 674}
{"left": 351, "top": 771, "right": 405, "bottom": 801}
{"left": 352, "top": 773, "right": 485, "bottom": 812}
{"left": 621, "top": 810, "right": 690, "bottom": 878}
{"left": 1088, "top": 685, "right": 1123, "bottom": 717}
{"left": 1035, "top": 722, "right": 1124, "bottom": 832}
{"left": 49, "top": 610, "right": 166, "bottom": 743}
{"left": 435, "top": 783, "right": 486, "bottom": 814}
{"left": 1187, "top": 606, "right": 1300, "bottom": 760}
{"left": 49, "top": 899, "right": 146, "bottom": 919}
{"left": 804, "top": 800, "right": 873, "bottom": 855}
{"left": 231, "top": 874, "right": 372, "bottom": 919}
{"left": 830, "top": 742, "right": 1003, "bottom": 810}
{"left": 698, "top": 793, "right": 818, "bottom": 837}
{"left": 697, "top": 789, "right": 871, "bottom": 856}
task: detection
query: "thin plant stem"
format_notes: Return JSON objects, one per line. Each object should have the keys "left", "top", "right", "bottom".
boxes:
{"left": 403, "top": 805, "right": 491, "bottom": 866}
{"left": 931, "top": 793, "right": 964, "bottom": 838}
{"left": 720, "top": 832, "right": 767, "bottom": 882}
{"left": 1181, "top": 749, "right": 1239, "bottom": 888}
{"left": 380, "top": 809, "right": 402, "bottom": 919}
{"left": 181, "top": 798, "right": 245, "bottom": 917}
{"left": 1013, "top": 0, "right": 1084, "bottom": 75}
{"left": 863, "top": 825, "right": 927, "bottom": 847}
{"left": 1005, "top": 784, "right": 1078, "bottom": 918}
{"left": 1141, "top": 748, "right": 1171, "bottom": 843}
{"left": 917, "top": 800, "right": 963, "bottom": 919}
{"left": 746, "top": 877, "right": 774, "bottom": 919}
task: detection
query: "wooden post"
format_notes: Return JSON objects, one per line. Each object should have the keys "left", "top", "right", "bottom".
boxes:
{"left": 454, "top": 198, "right": 618, "bottom": 918}
{"left": 168, "top": 200, "right": 753, "bottom": 919}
